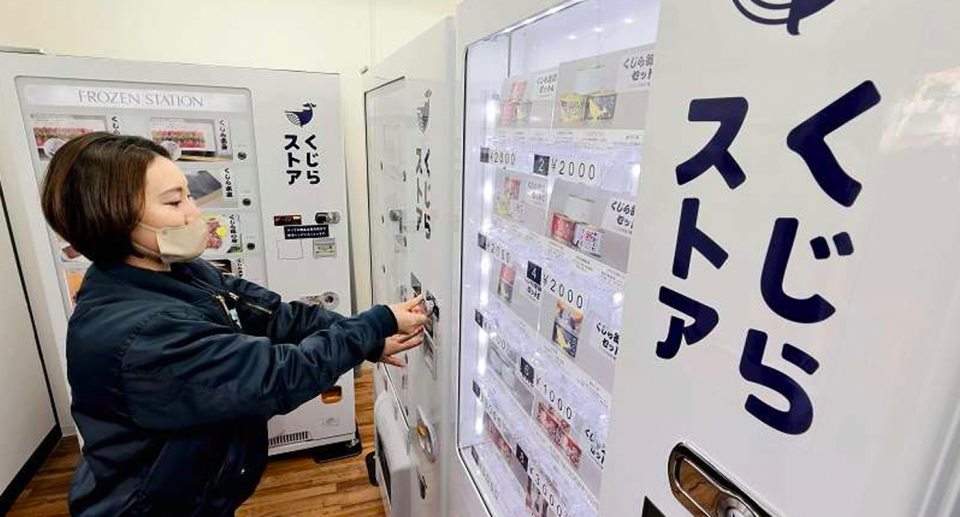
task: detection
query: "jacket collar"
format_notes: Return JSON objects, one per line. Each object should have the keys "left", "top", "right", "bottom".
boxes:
{"left": 93, "top": 260, "right": 212, "bottom": 304}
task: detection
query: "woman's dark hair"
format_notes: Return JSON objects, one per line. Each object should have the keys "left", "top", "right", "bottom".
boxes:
{"left": 40, "top": 132, "right": 170, "bottom": 265}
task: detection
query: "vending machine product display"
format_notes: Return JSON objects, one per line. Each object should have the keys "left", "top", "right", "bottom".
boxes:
{"left": 0, "top": 52, "right": 358, "bottom": 456}
{"left": 453, "top": 1, "right": 660, "bottom": 516}
{"left": 364, "top": 18, "right": 456, "bottom": 517}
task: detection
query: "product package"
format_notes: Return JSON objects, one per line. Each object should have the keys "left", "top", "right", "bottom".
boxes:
{"left": 498, "top": 263, "right": 517, "bottom": 303}
{"left": 550, "top": 213, "right": 577, "bottom": 245}
{"left": 574, "top": 224, "right": 604, "bottom": 256}
{"left": 586, "top": 92, "right": 618, "bottom": 121}
{"left": 559, "top": 93, "right": 587, "bottom": 123}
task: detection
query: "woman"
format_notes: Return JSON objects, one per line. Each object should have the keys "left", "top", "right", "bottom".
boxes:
{"left": 40, "top": 132, "right": 428, "bottom": 516}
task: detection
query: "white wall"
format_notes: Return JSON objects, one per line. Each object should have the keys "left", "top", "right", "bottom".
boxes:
{"left": 0, "top": 199, "right": 57, "bottom": 491}
{"left": 0, "top": 0, "right": 460, "bottom": 433}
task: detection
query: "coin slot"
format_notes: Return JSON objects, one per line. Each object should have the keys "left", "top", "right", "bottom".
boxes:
{"left": 668, "top": 443, "right": 772, "bottom": 517}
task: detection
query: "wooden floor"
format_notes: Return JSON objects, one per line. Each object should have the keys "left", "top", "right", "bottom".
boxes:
{"left": 8, "top": 369, "right": 386, "bottom": 517}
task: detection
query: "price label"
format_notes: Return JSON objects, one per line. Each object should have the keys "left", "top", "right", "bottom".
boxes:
{"left": 595, "top": 320, "right": 621, "bottom": 361}
{"left": 617, "top": 47, "right": 655, "bottom": 91}
{"left": 542, "top": 271, "right": 588, "bottom": 310}
{"left": 529, "top": 465, "right": 568, "bottom": 517}
{"left": 487, "top": 240, "right": 513, "bottom": 265}
{"left": 491, "top": 332, "right": 511, "bottom": 357}
{"left": 534, "top": 374, "right": 577, "bottom": 423}
{"left": 483, "top": 147, "right": 518, "bottom": 168}
{"left": 602, "top": 197, "right": 636, "bottom": 237}
{"left": 551, "top": 157, "right": 599, "bottom": 186}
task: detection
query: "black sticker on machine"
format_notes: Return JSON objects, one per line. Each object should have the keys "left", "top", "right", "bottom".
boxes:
{"left": 519, "top": 357, "right": 535, "bottom": 385}
{"left": 273, "top": 214, "right": 303, "bottom": 226}
{"left": 642, "top": 498, "right": 666, "bottom": 517}
{"left": 284, "top": 224, "right": 329, "bottom": 240}
{"left": 526, "top": 261, "right": 543, "bottom": 285}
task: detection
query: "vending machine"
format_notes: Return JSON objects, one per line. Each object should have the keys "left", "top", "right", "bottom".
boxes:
{"left": 450, "top": 1, "right": 960, "bottom": 517}
{"left": 364, "top": 17, "right": 456, "bottom": 517}
{"left": 0, "top": 51, "right": 359, "bottom": 457}
{"left": 450, "top": 1, "right": 660, "bottom": 517}
{"left": 598, "top": 1, "right": 960, "bottom": 517}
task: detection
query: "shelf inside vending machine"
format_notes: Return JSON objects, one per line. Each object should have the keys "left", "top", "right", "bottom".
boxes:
{"left": 457, "top": 1, "right": 661, "bottom": 516}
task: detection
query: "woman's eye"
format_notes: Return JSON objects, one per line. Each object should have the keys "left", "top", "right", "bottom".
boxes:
{"left": 165, "top": 200, "right": 181, "bottom": 206}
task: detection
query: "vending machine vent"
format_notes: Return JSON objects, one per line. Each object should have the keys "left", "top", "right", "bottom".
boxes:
{"left": 269, "top": 430, "right": 311, "bottom": 449}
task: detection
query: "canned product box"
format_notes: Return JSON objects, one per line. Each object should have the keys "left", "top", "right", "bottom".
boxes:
{"left": 551, "top": 212, "right": 577, "bottom": 244}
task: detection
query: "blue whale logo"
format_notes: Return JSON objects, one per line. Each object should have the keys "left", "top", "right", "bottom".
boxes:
{"left": 732, "top": 0, "right": 838, "bottom": 35}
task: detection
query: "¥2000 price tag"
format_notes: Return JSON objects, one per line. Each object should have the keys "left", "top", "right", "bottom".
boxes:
{"left": 542, "top": 271, "right": 588, "bottom": 311}
{"left": 551, "top": 157, "right": 599, "bottom": 186}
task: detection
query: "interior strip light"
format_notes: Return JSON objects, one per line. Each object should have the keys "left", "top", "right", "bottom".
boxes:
{"left": 496, "top": 0, "right": 589, "bottom": 36}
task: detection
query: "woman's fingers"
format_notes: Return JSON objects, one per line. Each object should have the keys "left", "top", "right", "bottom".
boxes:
{"left": 381, "top": 355, "right": 404, "bottom": 368}
{"left": 397, "top": 333, "right": 423, "bottom": 351}
{"left": 396, "top": 327, "right": 423, "bottom": 342}
{"left": 405, "top": 294, "right": 424, "bottom": 310}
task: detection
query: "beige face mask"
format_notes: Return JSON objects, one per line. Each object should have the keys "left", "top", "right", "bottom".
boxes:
{"left": 132, "top": 218, "right": 210, "bottom": 264}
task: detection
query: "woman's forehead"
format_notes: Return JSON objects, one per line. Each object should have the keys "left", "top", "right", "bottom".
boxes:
{"left": 145, "top": 158, "right": 187, "bottom": 194}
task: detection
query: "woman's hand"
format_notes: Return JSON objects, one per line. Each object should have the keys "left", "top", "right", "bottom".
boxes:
{"left": 380, "top": 330, "right": 424, "bottom": 367}
{"left": 388, "top": 295, "right": 429, "bottom": 335}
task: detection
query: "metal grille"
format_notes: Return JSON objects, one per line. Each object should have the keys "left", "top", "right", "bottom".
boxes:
{"left": 268, "top": 431, "right": 310, "bottom": 449}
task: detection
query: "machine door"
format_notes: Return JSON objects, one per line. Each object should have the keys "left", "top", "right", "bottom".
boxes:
{"left": 601, "top": 1, "right": 960, "bottom": 516}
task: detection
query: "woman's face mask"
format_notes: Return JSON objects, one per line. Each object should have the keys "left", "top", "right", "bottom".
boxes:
{"left": 132, "top": 219, "right": 209, "bottom": 264}
{"left": 130, "top": 157, "right": 206, "bottom": 265}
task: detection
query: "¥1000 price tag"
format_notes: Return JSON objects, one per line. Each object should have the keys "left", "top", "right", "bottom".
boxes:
{"left": 602, "top": 197, "right": 636, "bottom": 237}
{"left": 534, "top": 373, "right": 579, "bottom": 423}
{"left": 551, "top": 157, "right": 600, "bottom": 186}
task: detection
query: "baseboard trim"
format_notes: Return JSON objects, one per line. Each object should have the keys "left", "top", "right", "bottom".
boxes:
{"left": 0, "top": 425, "right": 62, "bottom": 515}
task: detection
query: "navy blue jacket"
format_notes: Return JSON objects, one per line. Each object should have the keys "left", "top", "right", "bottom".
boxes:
{"left": 66, "top": 260, "right": 396, "bottom": 516}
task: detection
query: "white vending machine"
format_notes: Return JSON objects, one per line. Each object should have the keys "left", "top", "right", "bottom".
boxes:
{"left": 450, "top": 1, "right": 660, "bottom": 517}
{"left": 599, "top": 1, "right": 960, "bottom": 517}
{"left": 450, "top": 1, "right": 960, "bottom": 517}
{"left": 363, "top": 17, "right": 456, "bottom": 517}
{"left": 0, "top": 51, "right": 359, "bottom": 457}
